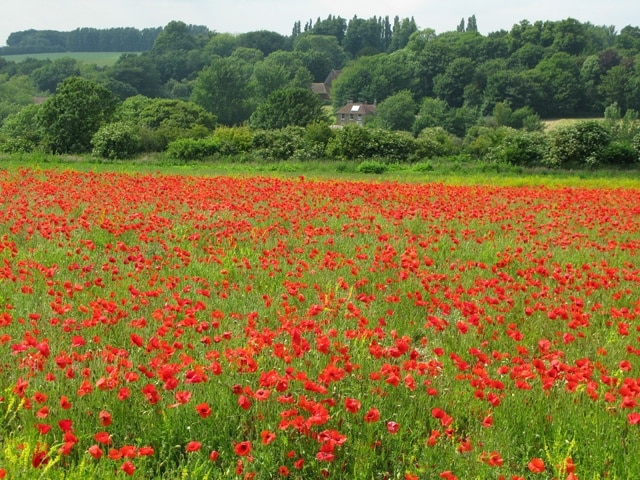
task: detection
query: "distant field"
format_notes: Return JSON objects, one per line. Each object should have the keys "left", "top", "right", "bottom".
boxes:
{"left": 0, "top": 51, "right": 135, "bottom": 66}
{"left": 543, "top": 117, "right": 603, "bottom": 130}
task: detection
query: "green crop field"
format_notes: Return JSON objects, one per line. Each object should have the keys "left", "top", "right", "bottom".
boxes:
{"left": 0, "top": 52, "right": 134, "bottom": 67}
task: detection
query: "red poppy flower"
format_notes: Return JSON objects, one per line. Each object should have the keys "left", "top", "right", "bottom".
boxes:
{"left": 58, "top": 419, "right": 73, "bottom": 432}
{"left": 186, "top": 441, "right": 201, "bottom": 452}
{"left": 238, "top": 395, "right": 251, "bottom": 410}
{"left": 35, "top": 423, "right": 51, "bottom": 435}
{"left": 195, "top": 402, "right": 212, "bottom": 418}
{"left": 234, "top": 440, "right": 252, "bottom": 456}
{"left": 32, "top": 449, "right": 49, "bottom": 468}
{"left": 386, "top": 421, "right": 400, "bottom": 434}
{"left": 528, "top": 457, "right": 545, "bottom": 473}
{"left": 99, "top": 410, "right": 112, "bottom": 426}
{"left": 255, "top": 388, "right": 271, "bottom": 401}
{"left": 344, "top": 397, "right": 361, "bottom": 414}
{"left": 94, "top": 431, "right": 112, "bottom": 445}
{"left": 88, "top": 445, "right": 103, "bottom": 460}
{"left": 108, "top": 448, "right": 122, "bottom": 460}
{"left": 120, "top": 445, "right": 136, "bottom": 458}
{"left": 35, "top": 407, "right": 49, "bottom": 419}
{"left": 261, "top": 430, "right": 276, "bottom": 445}
{"left": 363, "top": 407, "right": 380, "bottom": 423}
{"left": 121, "top": 460, "right": 135, "bottom": 476}
{"left": 138, "top": 446, "right": 154, "bottom": 457}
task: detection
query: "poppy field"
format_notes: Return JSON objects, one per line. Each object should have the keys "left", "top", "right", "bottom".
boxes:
{"left": 0, "top": 168, "right": 639, "bottom": 479}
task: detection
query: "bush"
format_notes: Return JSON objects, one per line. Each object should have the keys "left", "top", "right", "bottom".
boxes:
{"left": 412, "top": 161, "right": 434, "bottom": 172}
{"left": 544, "top": 121, "right": 611, "bottom": 168}
{"left": 91, "top": 122, "right": 141, "bottom": 160}
{"left": 115, "top": 96, "right": 216, "bottom": 152}
{"left": 0, "top": 104, "right": 44, "bottom": 146}
{"left": 374, "top": 129, "right": 417, "bottom": 162}
{"left": 486, "top": 130, "right": 548, "bottom": 166}
{"left": 633, "top": 132, "right": 640, "bottom": 159}
{"left": 599, "top": 142, "right": 638, "bottom": 166}
{"left": 415, "top": 127, "right": 460, "bottom": 158}
{"left": 212, "top": 126, "right": 254, "bottom": 156}
{"left": 463, "top": 126, "right": 514, "bottom": 159}
{"left": 166, "top": 137, "right": 218, "bottom": 161}
{"left": 326, "top": 125, "right": 373, "bottom": 160}
{"left": 356, "top": 160, "right": 388, "bottom": 174}
{"left": 136, "top": 126, "right": 167, "bottom": 153}
{"left": 252, "top": 127, "right": 306, "bottom": 160}
{"left": 326, "top": 125, "right": 417, "bottom": 161}
{"left": 304, "top": 122, "right": 334, "bottom": 158}
{"left": 0, "top": 136, "right": 37, "bottom": 154}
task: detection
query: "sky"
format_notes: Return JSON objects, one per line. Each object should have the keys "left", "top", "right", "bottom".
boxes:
{"left": 2, "top": 0, "right": 639, "bottom": 47}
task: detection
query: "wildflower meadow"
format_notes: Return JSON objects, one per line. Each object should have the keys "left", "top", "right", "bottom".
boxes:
{"left": 0, "top": 168, "right": 639, "bottom": 479}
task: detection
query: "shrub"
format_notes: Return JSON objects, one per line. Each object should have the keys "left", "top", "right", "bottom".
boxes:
{"left": 91, "top": 122, "right": 141, "bottom": 160}
{"left": 513, "top": 107, "right": 543, "bottom": 132}
{"left": 633, "top": 132, "right": 640, "bottom": 159}
{"left": 115, "top": 96, "right": 216, "bottom": 152}
{"left": 374, "top": 129, "right": 417, "bottom": 162}
{"left": 0, "top": 104, "right": 44, "bottom": 146}
{"left": 415, "top": 127, "right": 460, "bottom": 158}
{"left": 412, "top": 161, "right": 434, "bottom": 172}
{"left": 326, "top": 125, "right": 417, "bottom": 161}
{"left": 326, "top": 125, "right": 373, "bottom": 160}
{"left": 605, "top": 108, "right": 640, "bottom": 144}
{"left": 486, "top": 130, "right": 548, "bottom": 166}
{"left": 252, "top": 127, "right": 306, "bottom": 160}
{"left": 304, "top": 122, "right": 334, "bottom": 158}
{"left": 0, "top": 136, "right": 37, "bottom": 154}
{"left": 599, "top": 142, "right": 638, "bottom": 166}
{"left": 463, "top": 126, "right": 514, "bottom": 159}
{"left": 356, "top": 160, "right": 388, "bottom": 174}
{"left": 166, "top": 137, "right": 218, "bottom": 161}
{"left": 544, "top": 121, "right": 611, "bottom": 168}
{"left": 212, "top": 126, "right": 254, "bottom": 156}
{"left": 136, "top": 126, "right": 167, "bottom": 153}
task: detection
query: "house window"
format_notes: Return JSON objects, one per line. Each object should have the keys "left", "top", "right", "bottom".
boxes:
{"left": 357, "top": 115, "right": 362, "bottom": 121}
{"left": 349, "top": 114, "right": 354, "bottom": 120}
{"left": 341, "top": 114, "right": 345, "bottom": 120}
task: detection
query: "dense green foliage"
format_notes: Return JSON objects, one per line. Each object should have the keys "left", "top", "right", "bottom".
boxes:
{"left": 250, "top": 87, "right": 325, "bottom": 129}
{"left": 38, "top": 77, "right": 118, "bottom": 154}
{"left": 1, "top": 16, "right": 640, "bottom": 170}
{"left": 91, "top": 121, "right": 141, "bottom": 160}
{"left": 0, "top": 26, "right": 163, "bottom": 54}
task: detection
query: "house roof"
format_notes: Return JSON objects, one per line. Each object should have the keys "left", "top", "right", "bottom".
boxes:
{"left": 336, "top": 102, "right": 376, "bottom": 115}
{"left": 324, "top": 69, "right": 341, "bottom": 85}
{"left": 311, "top": 83, "right": 329, "bottom": 95}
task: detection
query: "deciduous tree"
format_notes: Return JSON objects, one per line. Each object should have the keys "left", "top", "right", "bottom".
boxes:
{"left": 38, "top": 76, "right": 118, "bottom": 153}
{"left": 250, "top": 87, "right": 324, "bottom": 129}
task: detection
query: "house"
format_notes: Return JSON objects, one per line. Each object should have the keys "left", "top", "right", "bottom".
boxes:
{"left": 335, "top": 102, "right": 376, "bottom": 126}
{"left": 311, "top": 69, "right": 341, "bottom": 103}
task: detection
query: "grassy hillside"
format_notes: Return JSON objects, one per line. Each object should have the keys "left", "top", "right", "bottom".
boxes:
{"left": 543, "top": 118, "right": 604, "bottom": 131}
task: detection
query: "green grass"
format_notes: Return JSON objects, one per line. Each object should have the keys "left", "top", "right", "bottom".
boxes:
{"left": 543, "top": 117, "right": 604, "bottom": 131}
{"left": 2, "top": 151, "right": 640, "bottom": 189}
{"left": 0, "top": 52, "right": 134, "bottom": 67}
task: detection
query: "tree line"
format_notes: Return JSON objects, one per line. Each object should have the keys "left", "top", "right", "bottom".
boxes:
{"left": 1, "top": 16, "right": 640, "bottom": 169}
{"left": 0, "top": 27, "right": 164, "bottom": 55}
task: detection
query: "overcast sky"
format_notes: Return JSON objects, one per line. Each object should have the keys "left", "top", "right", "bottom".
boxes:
{"left": 2, "top": 0, "right": 638, "bottom": 47}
